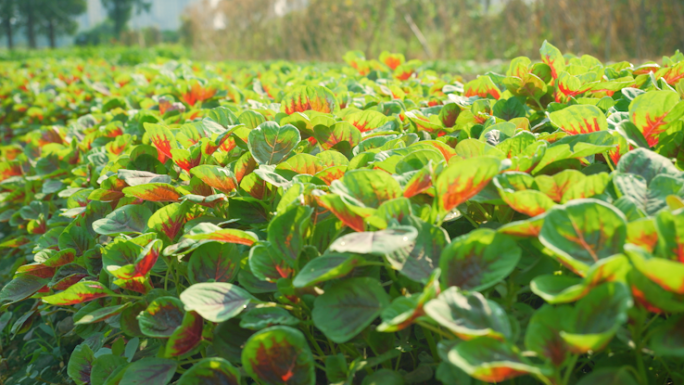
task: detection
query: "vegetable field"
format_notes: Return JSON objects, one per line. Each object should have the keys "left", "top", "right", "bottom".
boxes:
{"left": 1, "top": 41, "right": 684, "bottom": 385}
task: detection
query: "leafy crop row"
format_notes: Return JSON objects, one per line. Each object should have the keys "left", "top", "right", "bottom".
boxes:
{"left": 1, "top": 42, "right": 684, "bottom": 385}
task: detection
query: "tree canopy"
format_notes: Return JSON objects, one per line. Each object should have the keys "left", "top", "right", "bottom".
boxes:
{"left": 101, "top": 0, "right": 151, "bottom": 37}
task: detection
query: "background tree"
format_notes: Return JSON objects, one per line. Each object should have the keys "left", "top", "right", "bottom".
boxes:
{"left": 38, "top": 0, "right": 87, "bottom": 48}
{"left": 17, "top": 0, "right": 37, "bottom": 48}
{"left": 0, "top": 0, "right": 16, "bottom": 49}
{"left": 101, "top": 0, "right": 151, "bottom": 38}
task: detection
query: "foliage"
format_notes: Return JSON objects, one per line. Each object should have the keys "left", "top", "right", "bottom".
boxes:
{"left": 1, "top": 41, "right": 684, "bottom": 385}
{"left": 186, "top": 0, "right": 684, "bottom": 62}
{"left": 0, "top": 45, "right": 189, "bottom": 64}
{"left": 100, "top": 0, "right": 151, "bottom": 38}
{"left": 0, "top": 0, "right": 86, "bottom": 49}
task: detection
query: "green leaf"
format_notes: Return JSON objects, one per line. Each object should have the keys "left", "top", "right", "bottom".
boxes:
{"left": 524, "top": 305, "right": 572, "bottom": 367}
{"left": 102, "top": 237, "right": 161, "bottom": 280}
{"left": 540, "top": 40, "right": 565, "bottom": 79}
{"left": 312, "top": 277, "right": 390, "bottom": 343}
{"left": 629, "top": 90, "right": 684, "bottom": 147}
{"left": 464, "top": 76, "right": 501, "bottom": 99}
{"left": 614, "top": 173, "right": 683, "bottom": 216}
{"left": 654, "top": 205, "right": 684, "bottom": 259}
{"left": 626, "top": 244, "right": 684, "bottom": 295}
{"left": 42, "top": 281, "right": 114, "bottom": 305}
{"left": 649, "top": 315, "right": 684, "bottom": 357}
{"left": 328, "top": 227, "right": 417, "bottom": 256}
{"left": 166, "top": 311, "right": 204, "bottom": 357}
{"left": 539, "top": 199, "right": 627, "bottom": 275}
{"left": 376, "top": 295, "right": 424, "bottom": 333}
{"left": 559, "top": 283, "right": 632, "bottom": 353}
{"left": 120, "top": 357, "right": 178, "bottom": 385}
{"left": 75, "top": 303, "right": 129, "bottom": 324}
{"left": 628, "top": 267, "right": 684, "bottom": 313}
{"left": 248, "top": 122, "right": 301, "bottom": 165}
{"left": 249, "top": 243, "right": 292, "bottom": 282}
{"left": 425, "top": 287, "right": 511, "bottom": 340}
{"left": 241, "top": 326, "right": 315, "bottom": 385}
{"left": 313, "top": 122, "right": 361, "bottom": 150}
{"left": 0, "top": 274, "right": 49, "bottom": 304}
{"left": 436, "top": 156, "right": 501, "bottom": 212}
{"left": 118, "top": 169, "right": 171, "bottom": 186}
{"left": 325, "top": 354, "right": 348, "bottom": 383}
{"left": 190, "top": 165, "right": 238, "bottom": 194}
{"left": 120, "top": 302, "right": 147, "bottom": 337}
{"left": 185, "top": 222, "right": 258, "bottom": 246}
{"left": 91, "top": 354, "right": 128, "bottom": 385}
{"left": 361, "top": 369, "right": 405, "bottom": 385}
{"left": 180, "top": 282, "right": 254, "bottom": 323}
{"left": 314, "top": 192, "right": 365, "bottom": 232}
{"left": 239, "top": 110, "right": 266, "bottom": 129}
{"left": 171, "top": 145, "right": 202, "bottom": 172}
{"left": 447, "top": 337, "right": 547, "bottom": 383}
{"left": 267, "top": 205, "right": 313, "bottom": 264}
{"left": 616, "top": 148, "right": 681, "bottom": 184}
{"left": 68, "top": 343, "right": 95, "bottom": 385}
{"left": 293, "top": 253, "right": 364, "bottom": 288}
{"left": 576, "top": 368, "right": 640, "bottom": 385}
{"left": 145, "top": 123, "right": 178, "bottom": 159}
{"left": 330, "top": 169, "right": 403, "bottom": 216}
{"left": 138, "top": 296, "right": 185, "bottom": 338}
{"left": 122, "top": 183, "right": 182, "bottom": 202}
{"left": 530, "top": 255, "right": 631, "bottom": 304}
{"left": 344, "top": 110, "right": 391, "bottom": 132}
{"left": 281, "top": 85, "right": 339, "bottom": 115}
{"left": 93, "top": 204, "right": 152, "bottom": 235}
{"left": 393, "top": 217, "right": 450, "bottom": 283}
{"left": 177, "top": 358, "right": 240, "bottom": 385}
{"left": 548, "top": 105, "right": 607, "bottom": 135}
{"left": 494, "top": 172, "right": 556, "bottom": 216}
{"left": 147, "top": 201, "right": 189, "bottom": 241}
{"left": 276, "top": 153, "right": 325, "bottom": 177}
{"left": 188, "top": 242, "right": 241, "bottom": 284}
{"left": 240, "top": 307, "right": 300, "bottom": 330}
{"left": 440, "top": 229, "right": 521, "bottom": 292}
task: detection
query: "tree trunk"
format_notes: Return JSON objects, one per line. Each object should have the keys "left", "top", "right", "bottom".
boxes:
{"left": 25, "top": 1, "right": 36, "bottom": 48}
{"left": 48, "top": 18, "right": 55, "bottom": 48}
{"left": 4, "top": 17, "right": 12, "bottom": 49}
{"left": 114, "top": 1, "right": 125, "bottom": 38}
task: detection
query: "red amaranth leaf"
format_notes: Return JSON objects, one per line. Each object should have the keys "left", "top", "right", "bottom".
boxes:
{"left": 42, "top": 281, "right": 114, "bottom": 305}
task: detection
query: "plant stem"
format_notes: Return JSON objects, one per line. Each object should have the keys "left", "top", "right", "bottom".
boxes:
{"left": 173, "top": 260, "right": 182, "bottom": 296}
{"left": 164, "top": 261, "right": 171, "bottom": 291}
{"left": 461, "top": 211, "right": 480, "bottom": 228}
{"left": 631, "top": 309, "right": 648, "bottom": 384}
{"left": 340, "top": 343, "right": 362, "bottom": 360}
{"left": 532, "top": 97, "right": 544, "bottom": 111}
{"left": 179, "top": 357, "right": 203, "bottom": 366}
{"left": 303, "top": 326, "right": 326, "bottom": 359}
{"left": 471, "top": 202, "right": 490, "bottom": 221}
{"left": 421, "top": 326, "right": 440, "bottom": 363}
{"left": 111, "top": 294, "right": 142, "bottom": 300}
{"left": 562, "top": 354, "right": 579, "bottom": 385}
{"left": 603, "top": 151, "right": 615, "bottom": 171}
{"left": 656, "top": 357, "right": 674, "bottom": 385}
{"left": 417, "top": 321, "right": 454, "bottom": 340}
{"left": 327, "top": 337, "right": 337, "bottom": 355}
